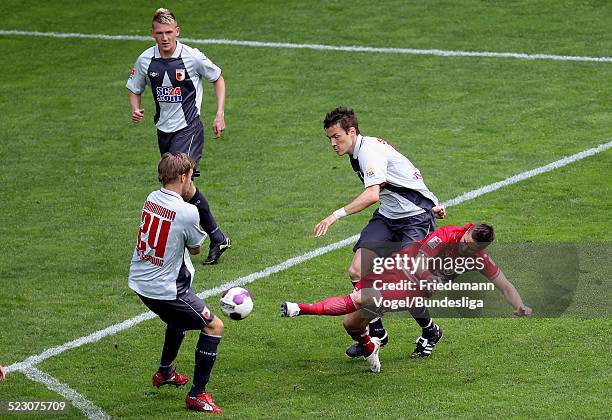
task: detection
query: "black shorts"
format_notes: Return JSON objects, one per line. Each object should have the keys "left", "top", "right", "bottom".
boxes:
{"left": 138, "top": 289, "right": 214, "bottom": 331}
{"left": 353, "top": 209, "right": 436, "bottom": 256}
{"left": 157, "top": 118, "right": 205, "bottom": 176}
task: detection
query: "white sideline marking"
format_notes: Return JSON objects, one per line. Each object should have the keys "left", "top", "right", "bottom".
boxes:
{"left": 1, "top": 29, "right": 612, "bottom": 63}
{"left": 21, "top": 366, "right": 110, "bottom": 420}
{"left": 6, "top": 311, "right": 157, "bottom": 373}
{"left": 445, "top": 140, "right": 612, "bottom": 206}
{"left": 6, "top": 139, "right": 611, "bottom": 375}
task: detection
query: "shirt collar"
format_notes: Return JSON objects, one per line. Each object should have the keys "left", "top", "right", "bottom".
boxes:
{"left": 159, "top": 187, "right": 182, "bottom": 199}
{"left": 352, "top": 134, "right": 364, "bottom": 159}
{"left": 154, "top": 40, "right": 183, "bottom": 59}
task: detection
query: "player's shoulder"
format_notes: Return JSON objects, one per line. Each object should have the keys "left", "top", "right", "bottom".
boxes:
{"left": 361, "top": 135, "right": 382, "bottom": 148}
{"left": 427, "top": 225, "right": 461, "bottom": 242}
{"left": 178, "top": 200, "right": 200, "bottom": 222}
{"left": 358, "top": 135, "right": 385, "bottom": 156}
{"left": 136, "top": 46, "right": 157, "bottom": 61}
{"left": 179, "top": 42, "right": 209, "bottom": 60}
{"left": 147, "top": 189, "right": 196, "bottom": 220}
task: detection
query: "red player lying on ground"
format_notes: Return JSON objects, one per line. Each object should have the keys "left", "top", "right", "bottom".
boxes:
{"left": 281, "top": 223, "right": 532, "bottom": 373}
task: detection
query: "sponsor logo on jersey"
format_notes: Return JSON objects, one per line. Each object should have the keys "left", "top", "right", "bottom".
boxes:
{"left": 427, "top": 236, "right": 443, "bottom": 249}
{"left": 156, "top": 86, "right": 183, "bottom": 103}
{"left": 129, "top": 68, "right": 135, "bottom": 80}
{"left": 176, "top": 68, "right": 186, "bottom": 81}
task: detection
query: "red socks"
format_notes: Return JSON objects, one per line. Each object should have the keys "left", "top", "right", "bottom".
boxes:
{"left": 297, "top": 295, "right": 356, "bottom": 316}
{"left": 347, "top": 327, "right": 375, "bottom": 355}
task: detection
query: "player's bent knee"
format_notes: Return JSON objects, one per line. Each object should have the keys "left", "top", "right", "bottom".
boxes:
{"left": 348, "top": 264, "right": 361, "bottom": 282}
{"left": 343, "top": 311, "right": 367, "bottom": 331}
{"left": 350, "top": 289, "right": 362, "bottom": 307}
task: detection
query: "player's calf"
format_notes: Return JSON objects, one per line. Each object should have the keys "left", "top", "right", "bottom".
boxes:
{"left": 345, "top": 321, "right": 382, "bottom": 373}
{"left": 346, "top": 318, "right": 389, "bottom": 358}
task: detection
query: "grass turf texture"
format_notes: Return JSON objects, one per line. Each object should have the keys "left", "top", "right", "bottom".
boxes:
{"left": 1, "top": 0, "right": 611, "bottom": 418}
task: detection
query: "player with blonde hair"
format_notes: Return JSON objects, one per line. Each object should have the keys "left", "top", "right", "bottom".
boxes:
{"left": 127, "top": 8, "right": 231, "bottom": 266}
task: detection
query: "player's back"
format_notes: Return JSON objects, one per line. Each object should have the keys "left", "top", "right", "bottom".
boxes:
{"left": 128, "top": 188, "right": 203, "bottom": 300}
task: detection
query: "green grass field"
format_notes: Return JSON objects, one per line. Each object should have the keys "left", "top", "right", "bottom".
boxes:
{"left": 1, "top": 1, "right": 611, "bottom": 418}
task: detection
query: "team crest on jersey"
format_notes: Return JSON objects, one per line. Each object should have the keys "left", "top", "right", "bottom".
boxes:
{"left": 129, "top": 68, "right": 135, "bottom": 80}
{"left": 176, "top": 68, "right": 186, "bottom": 81}
{"left": 427, "top": 236, "right": 443, "bottom": 249}
{"left": 156, "top": 86, "right": 183, "bottom": 103}
{"left": 202, "top": 306, "right": 212, "bottom": 320}
{"left": 365, "top": 167, "right": 376, "bottom": 178}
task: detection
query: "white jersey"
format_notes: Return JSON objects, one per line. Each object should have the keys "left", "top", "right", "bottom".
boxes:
{"left": 128, "top": 188, "right": 207, "bottom": 300}
{"left": 126, "top": 41, "right": 222, "bottom": 133}
{"left": 351, "top": 134, "right": 439, "bottom": 219}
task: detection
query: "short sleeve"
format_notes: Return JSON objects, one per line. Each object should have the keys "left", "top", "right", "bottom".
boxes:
{"left": 193, "top": 48, "right": 222, "bottom": 82}
{"left": 126, "top": 56, "right": 147, "bottom": 94}
{"left": 184, "top": 207, "right": 207, "bottom": 248}
{"left": 359, "top": 148, "right": 387, "bottom": 188}
{"left": 478, "top": 252, "right": 500, "bottom": 280}
{"left": 419, "top": 236, "right": 444, "bottom": 258}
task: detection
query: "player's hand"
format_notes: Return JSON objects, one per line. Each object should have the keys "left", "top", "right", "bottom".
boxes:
{"left": 131, "top": 108, "right": 145, "bottom": 124}
{"left": 0, "top": 365, "right": 5, "bottom": 382}
{"left": 314, "top": 215, "right": 337, "bottom": 237}
{"left": 212, "top": 115, "right": 225, "bottom": 138}
{"left": 513, "top": 305, "right": 532, "bottom": 316}
{"left": 432, "top": 205, "right": 446, "bottom": 219}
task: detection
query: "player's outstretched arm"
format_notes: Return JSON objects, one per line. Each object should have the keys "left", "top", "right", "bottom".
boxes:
{"left": 489, "top": 270, "right": 532, "bottom": 316}
{"left": 314, "top": 185, "right": 380, "bottom": 237}
{"left": 129, "top": 92, "right": 145, "bottom": 124}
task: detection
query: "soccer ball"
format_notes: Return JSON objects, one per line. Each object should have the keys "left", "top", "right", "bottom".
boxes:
{"left": 220, "top": 287, "right": 253, "bottom": 320}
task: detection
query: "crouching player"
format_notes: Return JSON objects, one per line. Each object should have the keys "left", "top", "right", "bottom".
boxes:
{"left": 128, "top": 153, "right": 223, "bottom": 413}
{"left": 281, "top": 223, "right": 532, "bottom": 372}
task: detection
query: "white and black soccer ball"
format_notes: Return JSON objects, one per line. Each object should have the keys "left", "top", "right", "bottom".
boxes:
{"left": 220, "top": 287, "right": 253, "bottom": 320}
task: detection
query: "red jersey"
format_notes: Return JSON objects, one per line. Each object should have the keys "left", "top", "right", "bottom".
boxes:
{"left": 415, "top": 224, "right": 500, "bottom": 281}
{"left": 358, "top": 223, "right": 500, "bottom": 314}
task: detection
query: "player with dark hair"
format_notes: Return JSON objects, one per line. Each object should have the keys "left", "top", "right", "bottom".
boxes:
{"left": 282, "top": 222, "right": 532, "bottom": 371}
{"left": 128, "top": 152, "right": 224, "bottom": 413}
{"left": 314, "top": 107, "right": 446, "bottom": 359}
{"left": 127, "top": 8, "right": 231, "bottom": 265}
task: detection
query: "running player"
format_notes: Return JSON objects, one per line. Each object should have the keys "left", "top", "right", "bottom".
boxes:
{"left": 128, "top": 152, "right": 223, "bottom": 413}
{"left": 127, "top": 8, "right": 231, "bottom": 265}
{"left": 314, "top": 107, "right": 446, "bottom": 358}
{"left": 282, "top": 223, "right": 532, "bottom": 370}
